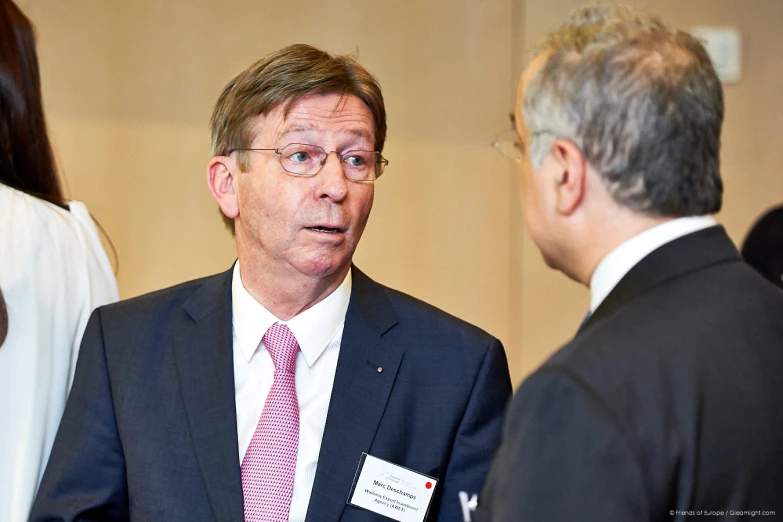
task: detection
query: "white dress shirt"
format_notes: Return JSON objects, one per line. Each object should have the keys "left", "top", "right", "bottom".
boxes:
{"left": 0, "top": 185, "right": 119, "bottom": 522}
{"left": 589, "top": 216, "right": 718, "bottom": 312}
{"left": 232, "top": 262, "right": 350, "bottom": 522}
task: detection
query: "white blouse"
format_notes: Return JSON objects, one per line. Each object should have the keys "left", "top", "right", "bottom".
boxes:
{"left": 0, "top": 184, "right": 119, "bottom": 522}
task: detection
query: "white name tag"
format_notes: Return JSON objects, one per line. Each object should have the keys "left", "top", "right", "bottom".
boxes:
{"left": 348, "top": 453, "right": 438, "bottom": 522}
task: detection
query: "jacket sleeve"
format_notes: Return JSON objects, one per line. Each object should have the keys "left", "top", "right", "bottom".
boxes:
{"left": 475, "top": 367, "right": 648, "bottom": 522}
{"left": 30, "top": 308, "right": 130, "bottom": 522}
{"left": 436, "top": 337, "right": 512, "bottom": 521}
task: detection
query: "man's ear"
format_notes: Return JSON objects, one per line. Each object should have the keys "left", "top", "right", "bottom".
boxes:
{"left": 207, "top": 156, "right": 239, "bottom": 220}
{"left": 551, "top": 139, "right": 587, "bottom": 216}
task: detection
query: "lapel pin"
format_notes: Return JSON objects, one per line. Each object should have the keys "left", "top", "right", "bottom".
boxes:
{"left": 377, "top": 367, "right": 383, "bottom": 373}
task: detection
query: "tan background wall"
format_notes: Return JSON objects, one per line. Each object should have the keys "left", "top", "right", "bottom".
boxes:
{"left": 18, "top": 0, "right": 783, "bottom": 386}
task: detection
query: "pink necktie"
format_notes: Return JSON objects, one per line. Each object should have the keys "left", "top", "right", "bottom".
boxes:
{"left": 241, "top": 323, "right": 300, "bottom": 521}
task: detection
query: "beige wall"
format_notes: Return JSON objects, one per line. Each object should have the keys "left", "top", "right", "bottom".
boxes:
{"left": 19, "top": 0, "right": 783, "bottom": 386}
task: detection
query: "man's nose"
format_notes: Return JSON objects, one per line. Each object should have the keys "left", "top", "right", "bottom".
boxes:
{"left": 316, "top": 152, "right": 348, "bottom": 201}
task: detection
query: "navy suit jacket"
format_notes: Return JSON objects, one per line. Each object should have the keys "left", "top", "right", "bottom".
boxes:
{"left": 31, "top": 265, "right": 511, "bottom": 521}
{"left": 476, "top": 226, "right": 783, "bottom": 521}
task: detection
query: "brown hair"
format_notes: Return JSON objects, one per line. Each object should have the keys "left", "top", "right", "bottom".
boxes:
{"left": 210, "top": 43, "right": 387, "bottom": 234}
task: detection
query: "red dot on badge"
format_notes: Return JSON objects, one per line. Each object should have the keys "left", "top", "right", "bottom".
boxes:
{"left": 425, "top": 482, "right": 433, "bottom": 489}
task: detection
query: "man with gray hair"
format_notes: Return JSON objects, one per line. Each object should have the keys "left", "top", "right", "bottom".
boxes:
{"left": 476, "top": 4, "right": 783, "bottom": 521}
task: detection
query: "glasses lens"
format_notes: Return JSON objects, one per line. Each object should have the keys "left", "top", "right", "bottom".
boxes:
{"left": 491, "top": 132, "right": 522, "bottom": 163}
{"left": 279, "top": 143, "right": 327, "bottom": 176}
{"left": 341, "top": 150, "right": 382, "bottom": 181}
{"left": 375, "top": 156, "right": 388, "bottom": 179}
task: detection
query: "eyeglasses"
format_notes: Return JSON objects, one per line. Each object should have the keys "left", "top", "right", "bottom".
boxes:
{"left": 491, "top": 130, "right": 522, "bottom": 164}
{"left": 230, "top": 143, "right": 389, "bottom": 181}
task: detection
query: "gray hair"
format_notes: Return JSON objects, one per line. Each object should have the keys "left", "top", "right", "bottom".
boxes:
{"left": 523, "top": 4, "right": 723, "bottom": 216}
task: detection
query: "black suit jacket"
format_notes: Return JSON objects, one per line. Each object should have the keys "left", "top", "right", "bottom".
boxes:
{"left": 31, "top": 266, "right": 511, "bottom": 521}
{"left": 477, "top": 226, "right": 783, "bottom": 521}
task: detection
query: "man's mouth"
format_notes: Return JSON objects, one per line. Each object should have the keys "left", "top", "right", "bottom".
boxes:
{"left": 306, "top": 226, "right": 343, "bottom": 234}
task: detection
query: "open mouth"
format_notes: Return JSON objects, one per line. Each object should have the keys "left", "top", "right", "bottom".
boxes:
{"left": 307, "top": 226, "right": 343, "bottom": 233}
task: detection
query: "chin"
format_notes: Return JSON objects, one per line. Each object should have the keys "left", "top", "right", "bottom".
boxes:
{"left": 297, "top": 255, "right": 352, "bottom": 281}
{"left": 540, "top": 246, "right": 565, "bottom": 272}
{"left": 541, "top": 252, "right": 564, "bottom": 273}
{"left": 541, "top": 250, "right": 584, "bottom": 284}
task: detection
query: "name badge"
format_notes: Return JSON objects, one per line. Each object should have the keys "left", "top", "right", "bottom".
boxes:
{"left": 348, "top": 453, "right": 438, "bottom": 522}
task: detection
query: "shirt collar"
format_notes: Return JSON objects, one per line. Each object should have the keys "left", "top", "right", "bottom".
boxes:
{"left": 231, "top": 262, "right": 352, "bottom": 366}
{"left": 589, "top": 216, "right": 717, "bottom": 313}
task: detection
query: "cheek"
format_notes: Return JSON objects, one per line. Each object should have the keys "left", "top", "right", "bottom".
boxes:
{"left": 238, "top": 185, "right": 268, "bottom": 223}
{"left": 237, "top": 177, "right": 295, "bottom": 234}
{"left": 353, "top": 187, "right": 375, "bottom": 224}
{"left": 519, "top": 172, "right": 547, "bottom": 233}
{"left": 518, "top": 170, "right": 537, "bottom": 212}
{"left": 362, "top": 190, "right": 375, "bottom": 217}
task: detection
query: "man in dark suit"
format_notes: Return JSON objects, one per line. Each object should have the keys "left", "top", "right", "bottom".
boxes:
{"left": 477, "top": 4, "right": 783, "bottom": 521}
{"left": 31, "top": 44, "right": 511, "bottom": 522}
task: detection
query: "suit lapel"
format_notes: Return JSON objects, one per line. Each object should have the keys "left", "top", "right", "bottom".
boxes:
{"left": 173, "top": 269, "right": 244, "bottom": 522}
{"left": 585, "top": 225, "right": 741, "bottom": 331}
{"left": 305, "top": 266, "right": 402, "bottom": 522}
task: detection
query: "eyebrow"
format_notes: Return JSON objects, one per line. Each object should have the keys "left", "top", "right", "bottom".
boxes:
{"left": 346, "top": 128, "right": 374, "bottom": 142}
{"left": 277, "top": 123, "right": 317, "bottom": 140}
{"left": 277, "top": 124, "right": 374, "bottom": 144}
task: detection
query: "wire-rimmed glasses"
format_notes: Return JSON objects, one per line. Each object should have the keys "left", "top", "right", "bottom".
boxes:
{"left": 230, "top": 143, "right": 389, "bottom": 181}
{"left": 491, "top": 131, "right": 523, "bottom": 164}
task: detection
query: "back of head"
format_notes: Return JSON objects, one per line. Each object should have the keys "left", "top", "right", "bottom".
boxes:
{"left": 0, "top": 0, "right": 62, "bottom": 205}
{"left": 209, "top": 44, "right": 387, "bottom": 234}
{"left": 524, "top": 3, "right": 724, "bottom": 217}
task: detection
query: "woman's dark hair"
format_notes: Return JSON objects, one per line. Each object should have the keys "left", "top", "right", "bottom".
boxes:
{"left": 1, "top": 0, "right": 65, "bottom": 346}
{"left": 0, "top": 0, "right": 64, "bottom": 205}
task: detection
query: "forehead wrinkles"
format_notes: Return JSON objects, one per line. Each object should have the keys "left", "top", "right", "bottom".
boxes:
{"left": 251, "top": 95, "right": 375, "bottom": 146}
{"left": 286, "top": 101, "right": 373, "bottom": 127}
{"left": 280, "top": 102, "right": 374, "bottom": 143}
